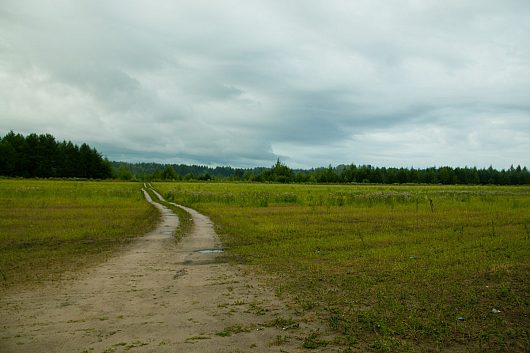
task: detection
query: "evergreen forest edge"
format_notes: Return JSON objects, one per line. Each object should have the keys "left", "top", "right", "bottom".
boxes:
{"left": 2, "top": 131, "right": 529, "bottom": 185}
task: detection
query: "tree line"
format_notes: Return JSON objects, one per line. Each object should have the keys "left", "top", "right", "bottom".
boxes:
{"left": 111, "top": 161, "right": 267, "bottom": 181}
{"left": 297, "top": 163, "right": 530, "bottom": 185}
{"left": 1, "top": 131, "right": 528, "bottom": 184}
{"left": 114, "top": 159, "right": 530, "bottom": 185}
{"left": 0, "top": 131, "right": 112, "bottom": 179}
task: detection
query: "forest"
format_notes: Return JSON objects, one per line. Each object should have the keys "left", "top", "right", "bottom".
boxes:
{"left": 1, "top": 131, "right": 529, "bottom": 185}
{"left": 114, "top": 159, "right": 530, "bottom": 185}
{"left": 0, "top": 131, "right": 112, "bottom": 179}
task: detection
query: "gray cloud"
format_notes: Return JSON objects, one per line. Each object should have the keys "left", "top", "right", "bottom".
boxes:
{"left": 1, "top": 0, "right": 529, "bottom": 168}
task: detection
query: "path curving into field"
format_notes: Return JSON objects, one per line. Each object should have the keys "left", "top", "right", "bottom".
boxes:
{"left": 0, "top": 188, "right": 336, "bottom": 353}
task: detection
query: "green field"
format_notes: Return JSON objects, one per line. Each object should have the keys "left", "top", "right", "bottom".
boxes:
{"left": 0, "top": 179, "right": 158, "bottom": 290}
{"left": 154, "top": 182, "right": 530, "bottom": 352}
{"left": 1, "top": 180, "right": 528, "bottom": 351}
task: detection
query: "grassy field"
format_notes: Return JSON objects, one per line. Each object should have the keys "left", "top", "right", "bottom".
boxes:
{"left": 154, "top": 182, "right": 530, "bottom": 352}
{"left": 0, "top": 179, "right": 158, "bottom": 290}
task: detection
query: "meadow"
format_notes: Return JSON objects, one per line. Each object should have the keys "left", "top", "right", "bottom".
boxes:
{"left": 0, "top": 179, "right": 158, "bottom": 290}
{"left": 154, "top": 182, "right": 530, "bottom": 352}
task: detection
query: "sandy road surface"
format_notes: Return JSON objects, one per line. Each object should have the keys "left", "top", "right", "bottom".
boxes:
{"left": 1, "top": 189, "right": 337, "bottom": 353}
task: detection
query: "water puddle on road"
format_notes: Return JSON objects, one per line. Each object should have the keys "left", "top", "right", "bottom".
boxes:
{"left": 195, "top": 249, "right": 224, "bottom": 253}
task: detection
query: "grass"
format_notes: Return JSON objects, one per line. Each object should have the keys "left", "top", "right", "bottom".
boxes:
{"left": 216, "top": 324, "right": 253, "bottom": 337}
{"left": 143, "top": 186, "right": 193, "bottom": 241}
{"left": 303, "top": 331, "right": 329, "bottom": 349}
{"left": 154, "top": 182, "right": 530, "bottom": 352}
{"left": 0, "top": 179, "right": 158, "bottom": 290}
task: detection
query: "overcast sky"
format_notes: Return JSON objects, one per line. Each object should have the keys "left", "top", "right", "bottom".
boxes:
{"left": 1, "top": 1, "right": 529, "bottom": 168}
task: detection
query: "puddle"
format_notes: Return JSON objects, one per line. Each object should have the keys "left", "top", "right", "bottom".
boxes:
{"left": 196, "top": 249, "right": 224, "bottom": 253}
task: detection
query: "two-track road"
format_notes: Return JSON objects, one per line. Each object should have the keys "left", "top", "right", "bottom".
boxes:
{"left": 1, "top": 188, "right": 336, "bottom": 353}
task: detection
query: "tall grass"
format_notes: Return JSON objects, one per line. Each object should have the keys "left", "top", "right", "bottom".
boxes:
{"left": 155, "top": 182, "right": 530, "bottom": 352}
{"left": 0, "top": 179, "right": 158, "bottom": 290}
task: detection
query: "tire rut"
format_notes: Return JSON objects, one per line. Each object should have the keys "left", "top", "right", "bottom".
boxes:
{"left": 0, "top": 188, "right": 338, "bottom": 353}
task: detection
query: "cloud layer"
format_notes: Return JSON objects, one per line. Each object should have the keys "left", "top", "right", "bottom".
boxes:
{"left": 1, "top": 0, "right": 529, "bottom": 168}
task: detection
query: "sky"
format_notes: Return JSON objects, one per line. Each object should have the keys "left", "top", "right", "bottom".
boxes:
{"left": 1, "top": 0, "right": 529, "bottom": 169}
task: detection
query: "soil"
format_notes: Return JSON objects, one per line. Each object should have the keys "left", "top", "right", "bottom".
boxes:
{"left": 0, "top": 189, "right": 338, "bottom": 353}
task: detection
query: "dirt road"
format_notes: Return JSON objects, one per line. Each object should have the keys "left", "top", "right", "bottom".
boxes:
{"left": 0, "top": 189, "right": 337, "bottom": 352}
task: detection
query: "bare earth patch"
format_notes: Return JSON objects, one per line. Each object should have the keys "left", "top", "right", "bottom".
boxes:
{"left": 0, "top": 190, "right": 337, "bottom": 353}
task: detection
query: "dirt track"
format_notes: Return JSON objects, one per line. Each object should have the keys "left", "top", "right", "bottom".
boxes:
{"left": 0, "top": 189, "right": 336, "bottom": 352}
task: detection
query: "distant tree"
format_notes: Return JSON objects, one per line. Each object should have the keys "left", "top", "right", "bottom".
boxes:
{"left": 36, "top": 133, "right": 58, "bottom": 177}
{"left": 261, "top": 159, "right": 293, "bottom": 183}
{"left": 2, "top": 131, "right": 29, "bottom": 177}
{"left": 151, "top": 169, "right": 163, "bottom": 180}
{"left": 106, "top": 159, "right": 530, "bottom": 185}
{"left": 198, "top": 173, "right": 212, "bottom": 181}
{"left": 522, "top": 167, "right": 530, "bottom": 184}
{"left": 78, "top": 143, "right": 92, "bottom": 178}
{"left": 0, "top": 131, "right": 111, "bottom": 179}
{"left": 438, "top": 166, "right": 453, "bottom": 184}
{"left": 340, "top": 164, "right": 357, "bottom": 183}
{"left": 0, "top": 137, "right": 16, "bottom": 176}
{"left": 294, "top": 171, "right": 310, "bottom": 183}
{"left": 234, "top": 169, "right": 245, "bottom": 180}
{"left": 117, "top": 164, "right": 135, "bottom": 180}
{"left": 60, "top": 141, "right": 80, "bottom": 177}
{"left": 161, "top": 166, "right": 178, "bottom": 180}
{"left": 312, "top": 165, "right": 338, "bottom": 183}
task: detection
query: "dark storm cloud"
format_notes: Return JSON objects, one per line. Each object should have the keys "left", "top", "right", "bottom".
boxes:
{"left": 1, "top": 0, "right": 529, "bottom": 168}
